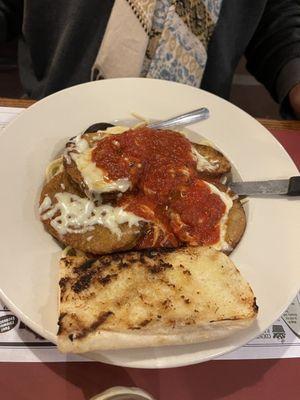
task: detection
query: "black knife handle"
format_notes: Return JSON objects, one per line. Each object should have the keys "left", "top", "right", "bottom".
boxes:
{"left": 288, "top": 176, "right": 300, "bottom": 196}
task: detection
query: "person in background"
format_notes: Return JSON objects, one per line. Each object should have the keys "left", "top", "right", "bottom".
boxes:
{"left": 0, "top": 0, "right": 300, "bottom": 119}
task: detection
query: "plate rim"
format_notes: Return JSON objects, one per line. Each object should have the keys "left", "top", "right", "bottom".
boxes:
{"left": 0, "top": 78, "right": 299, "bottom": 368}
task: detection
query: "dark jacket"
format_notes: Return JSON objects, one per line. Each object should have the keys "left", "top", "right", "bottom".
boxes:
{"left": 1, "top": 0, "right": 300, "bottom": 107}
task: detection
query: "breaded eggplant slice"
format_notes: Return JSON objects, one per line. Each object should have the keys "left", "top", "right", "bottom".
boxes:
{"left": 39, "top": 172, "right": 143, "bottom": 255}
{"left": 64, "top": 132, "right": 230, "bottom": 199}
{"left": 169, "top": 180, "right": 246, "bottom": 254}
{"left": 63, "top": 130, "right": 126, "bottom": 202}
{"left": 212, "top": 182, "right": 246, "bottom": 253}
{"left": 63, "top": 156, "right": 87, "bottom": 193}
{"left": 63, "top": 131, "right": 99, "bottom": 194}
{"left": 225, "top": 198, "right": 246, "bottom": 252}
{"left": 192, "top": 143, "right": 231, "bottom": 177}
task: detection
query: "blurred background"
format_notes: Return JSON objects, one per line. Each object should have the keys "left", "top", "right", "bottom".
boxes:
{"left": 0, "top": 40, "right": 280, "bottom": 119}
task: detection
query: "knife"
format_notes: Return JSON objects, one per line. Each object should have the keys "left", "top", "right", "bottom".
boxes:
{"left": 282, "top": 294, "right": 300, "bottom": 338}
{"left": 229, "top": 176, "right": 300, "bottom": 196}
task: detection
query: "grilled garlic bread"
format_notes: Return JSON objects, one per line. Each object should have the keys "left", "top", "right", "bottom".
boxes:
{"left": 58, "top": 247, "right": 257, "bottom": 353}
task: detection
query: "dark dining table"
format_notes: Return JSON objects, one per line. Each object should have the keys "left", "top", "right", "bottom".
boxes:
{"left": 0, "top": 97, "right": 300, "bottom": 400}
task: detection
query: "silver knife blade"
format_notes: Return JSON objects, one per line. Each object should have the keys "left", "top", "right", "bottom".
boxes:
{"left": 282, "top": 294, "right": 300, "bottom": 338}
{"left": 229, "top": 179, "right": 289, "bottom": 196}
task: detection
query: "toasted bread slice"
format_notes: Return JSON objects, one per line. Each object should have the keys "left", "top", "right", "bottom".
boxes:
{"left": 57, "top": 247, "right": 257, "bottom": 353}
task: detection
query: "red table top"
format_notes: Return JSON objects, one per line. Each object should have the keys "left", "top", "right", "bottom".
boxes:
{"left": 1, "top": 127, "right": 300, "bottom": 400}
{"left": 1, "top": 359, "right": 300, "bottom": 400}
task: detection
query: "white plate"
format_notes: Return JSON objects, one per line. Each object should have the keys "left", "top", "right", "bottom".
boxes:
{"left": 0, "top": 78, "right": 299, "bottom": 369}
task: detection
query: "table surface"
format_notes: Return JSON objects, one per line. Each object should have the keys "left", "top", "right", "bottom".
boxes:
{"left": 0, "top": 97, "right": 300, "bottom": 400}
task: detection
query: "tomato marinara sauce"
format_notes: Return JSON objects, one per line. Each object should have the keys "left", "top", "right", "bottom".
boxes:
{"left": 92, "top": 127, "right": 227, "bottom": 248}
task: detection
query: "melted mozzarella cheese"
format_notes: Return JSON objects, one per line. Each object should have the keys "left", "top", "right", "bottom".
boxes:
{"left": 45, "top": 157, "right": 64, "bottom": 181}
{"left": 64, "top": 135, "right": 90, "bottom": 165}
{"left": 65, "top": 129, "right": 132, "bottom": 194}
{"left": 39, "top": 195, "right": 52, "bottom": 213}
{"left": 206, "top": 182, "right": 233, "bottom": 251}
{"left": 74, "top": 135, "right": 89, "bottom": 152}
{"left": 39, "top": 192, "right": 143, "bottom": 237}
{"left": 71, "top": 148, "right": 131, "bottom": 193}
{"left": 191, "top": 146, "right": 219, "bottom": 172}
